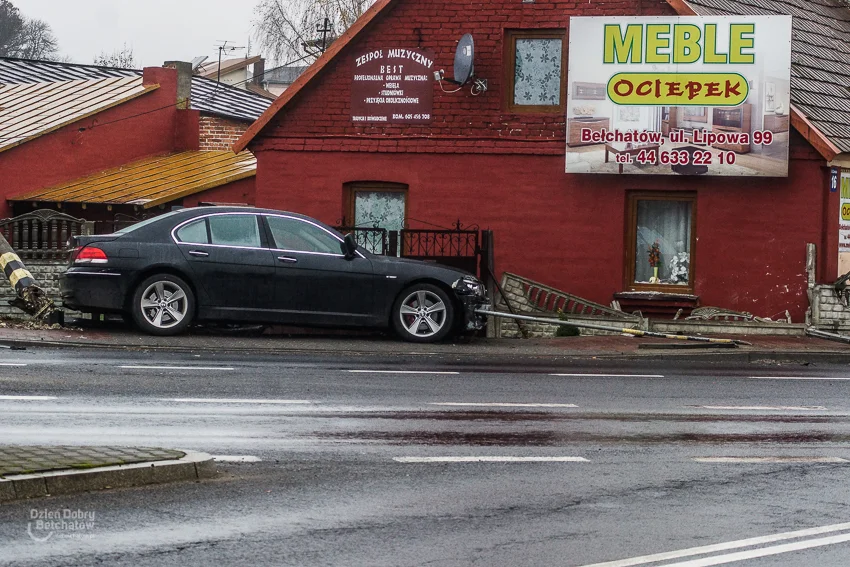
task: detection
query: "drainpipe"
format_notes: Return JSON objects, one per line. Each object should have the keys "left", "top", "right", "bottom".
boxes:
{"left": 0, "top": 233, "right": 58, "bottom": 322}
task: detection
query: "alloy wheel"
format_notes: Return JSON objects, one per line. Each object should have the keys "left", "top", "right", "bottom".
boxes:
{"left": 398, "top": 289, "right": 447, "bottom": 338}
{"left": 140, "top": 281, "right": 189, "bottom": 329}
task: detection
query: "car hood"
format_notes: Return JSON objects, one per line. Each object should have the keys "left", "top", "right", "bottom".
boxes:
{"left": 368, "top": 254, "right": 474, "bottom": 282}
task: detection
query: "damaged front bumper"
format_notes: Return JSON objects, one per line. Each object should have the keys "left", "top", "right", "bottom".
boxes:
{"left": 452, "top": 276, "right": 489, "bottom": 331}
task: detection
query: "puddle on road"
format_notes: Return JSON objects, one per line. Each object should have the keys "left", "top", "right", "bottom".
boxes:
{"left": 316, "top": 431, "right": 850, "bottom": 446}
{"left": 296, "top": 411, "right": 850, "bottom": 425}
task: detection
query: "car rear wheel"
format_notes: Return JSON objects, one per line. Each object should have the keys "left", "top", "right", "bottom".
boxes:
{"left": 392, "top": 284, "right": 454, "bottom": 343}
{"left": 131, "top": 274, "right": 194, "bottom": 336}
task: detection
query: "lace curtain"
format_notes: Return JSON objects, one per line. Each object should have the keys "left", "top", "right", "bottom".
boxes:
{"left": 634, "top": 200, "right": 692, "bottom": 284}
{"left": 514, "top": 38, "right": 562, "bottom": 106}
{"left": 354, "top": 191, "right": 405, "bottom": 253}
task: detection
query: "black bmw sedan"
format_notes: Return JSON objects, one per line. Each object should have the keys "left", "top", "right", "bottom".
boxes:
{"left": 60, "top": 207, "right": 489, "bottom": 342}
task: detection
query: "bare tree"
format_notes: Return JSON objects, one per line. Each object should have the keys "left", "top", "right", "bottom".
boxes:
{"left": 1, "top": 0, "right": 59, "bottom": 59}
{"left": 16, "top": 18, "right": 59, "bottom": 60}
{"left": 93, "top": 44, "right": 136, "bottom": 68}
{"left": 253, "top": 0, "right": 375, "bottom": 64}
{"left": 0, "top": 0, "right": 26, "bottom": 57}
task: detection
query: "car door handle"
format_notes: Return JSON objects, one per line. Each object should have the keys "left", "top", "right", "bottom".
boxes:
{"left": 277, "top": 256, "right": 298, "bottom": 264}
{"left": 188, "top": 250, "right": 209, "bottom": 257}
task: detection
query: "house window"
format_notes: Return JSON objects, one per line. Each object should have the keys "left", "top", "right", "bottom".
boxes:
{"left": 505, "top": 30, "right": 566, "bottom": 113}
{"left": 344, "top": 183, "right": 408, "bottom": 254}
{"left": 626, "top": 193, "right": 696, "bottom": 290}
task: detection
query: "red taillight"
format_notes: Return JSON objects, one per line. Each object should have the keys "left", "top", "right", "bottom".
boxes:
{"left": 75, "top": 246, "right": 108, "bottom": 264}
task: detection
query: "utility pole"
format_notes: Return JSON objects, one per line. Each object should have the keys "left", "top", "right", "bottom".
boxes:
{"left": 318, "top": 18, "right": 332, "bottom": 53}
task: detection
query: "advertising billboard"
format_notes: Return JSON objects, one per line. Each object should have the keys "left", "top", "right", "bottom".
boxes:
{"left": 565, "top": 16, "right": 792, "bottom": 176}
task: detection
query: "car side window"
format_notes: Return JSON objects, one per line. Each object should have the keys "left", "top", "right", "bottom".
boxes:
{"left": 266, "top": 216, "right": 342, "bottom": 255}
{"left": 175, "top": 219, "right": 209, "bottom": 244}
{"left": 208, "top": 215, "right": 262, "bottom": 248}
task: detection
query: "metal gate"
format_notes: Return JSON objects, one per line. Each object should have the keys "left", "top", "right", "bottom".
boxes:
{"left": 333, "top": 224, "right": 483, "bottom": 277}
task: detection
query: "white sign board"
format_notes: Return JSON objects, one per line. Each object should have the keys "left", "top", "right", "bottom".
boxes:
{"left": 565, "top": 16, "right": 792, "bottom": 177}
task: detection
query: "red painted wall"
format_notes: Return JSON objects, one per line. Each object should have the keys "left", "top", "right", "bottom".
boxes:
{"left": 181, "top": 177, "right": 256, "bottom": 207}
{"left": 254, "top": 133, "right": 825, "bottom": 321}
{"left": 0, "top": 67, "right": 200, "bottom": 218}
{"left": 248, "top": 0, "right": 831, "bottom": 321}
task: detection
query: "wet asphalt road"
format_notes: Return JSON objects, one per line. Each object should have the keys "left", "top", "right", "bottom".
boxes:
{"left": 2, "top": 348, "right": 850, "bottom": 566}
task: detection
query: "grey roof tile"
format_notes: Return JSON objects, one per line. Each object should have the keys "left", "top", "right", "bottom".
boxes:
{"left": 0, "top": 57, "right": 272, "bottom": 122}
{"left": 687, "top": 0, "right": 850, "bottom": 152}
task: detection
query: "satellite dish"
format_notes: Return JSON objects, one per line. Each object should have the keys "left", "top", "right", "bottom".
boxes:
{"left": 453, "top": 34, "right": 474, "bottom": 85}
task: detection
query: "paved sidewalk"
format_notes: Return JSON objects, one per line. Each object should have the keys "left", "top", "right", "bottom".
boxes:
{"left": 0, "top": 446, "right": 184, "bottom": 477}
{"left": 0, "top": 322, "right": 849, "bottom": 361}
{"left": 0, "top": 446, "right": 214, "bottom": 502}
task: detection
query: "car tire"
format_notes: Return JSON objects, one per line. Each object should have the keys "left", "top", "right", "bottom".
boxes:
{"left": 392, "top": 283, "right": 455, "bottom": 343}
{"left": 131, "top": 274, "right": 195, "bottom": 336}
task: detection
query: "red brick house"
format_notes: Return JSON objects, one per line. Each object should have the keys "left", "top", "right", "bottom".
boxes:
{"left": 0, "top": 57, "right": 272, "bottom": 228}
{"left": 233, "top": 0, "right": 850, "bottom": 322}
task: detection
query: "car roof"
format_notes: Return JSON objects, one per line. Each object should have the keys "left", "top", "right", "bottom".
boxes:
{"left": 170, "top": 206, "right": 316, "bottom": 221}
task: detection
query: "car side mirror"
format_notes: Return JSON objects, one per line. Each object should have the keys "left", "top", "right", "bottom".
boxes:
{"left": 342, "top": 234, "right": 358, "bottom": 259}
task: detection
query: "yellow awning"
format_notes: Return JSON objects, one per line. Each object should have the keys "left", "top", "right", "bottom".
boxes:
{"left": 12, "top": 151, "right": 256, "bottom": 209}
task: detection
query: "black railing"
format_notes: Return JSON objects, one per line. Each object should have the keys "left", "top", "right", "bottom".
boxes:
{"left": 400, "top": 229, "right": 479, "bottom": 258}
{"left": 332, "top": 226, "right": 388, "bottom": 255}
{"left": 0, "top": 210, "right": 86, "bottom": 259}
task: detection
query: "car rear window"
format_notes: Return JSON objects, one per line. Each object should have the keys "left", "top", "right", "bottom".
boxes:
{"left": 175, "top": 219, "right": 209, "bottom": 244}
{"left": 115, "top": 210, "right": 185, "bottom": 234}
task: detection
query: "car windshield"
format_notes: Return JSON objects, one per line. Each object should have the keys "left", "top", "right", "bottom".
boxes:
{"left": 115, "top": 210, "right": 187, "bottom": 234}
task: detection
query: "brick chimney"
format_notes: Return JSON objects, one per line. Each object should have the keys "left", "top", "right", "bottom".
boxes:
{"left": 163, "top": 61, "right": 192, "bottom": 109}
{"left": 253, "top": 58, "right": 265, "bottom": 87}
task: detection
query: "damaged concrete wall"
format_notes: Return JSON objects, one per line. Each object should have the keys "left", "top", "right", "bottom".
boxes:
{"left": 810, "top": 285, "right": 850, "bottom": 332}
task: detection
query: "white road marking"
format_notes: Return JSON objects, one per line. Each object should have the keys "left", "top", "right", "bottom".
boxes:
{"left": 119, "top": 365, "right": 235, "bottom": 370}
{"left": 694, "top": 405, "right": 828, "bottom": 411}
{"left": 574, "top": 521, "right": 850, "bottom": 567}
{"left": 694, "top": 457, "right": 848, "bottom": 464}
{"left": 347, "top": 370, "right": 459, "bottom": 375}
{"left": 393, "top": 456, "right": 588, "bottom": 463}
{"left": 0, "top": 363, "right": 27, "bottom": 366}
{"left": 168, "top": 398, "right": 311, "bottom": 404}
{"left": 212, "top": 455, "right": 262, "bottom": 463}
{"left": 0, "top": 395, "right": 57, "bottom": 400}
{"left": 430, "top": 402, "right": 578, "bottom": 408}
{"left": 550, "top": 373, "right": 664, "bottom": 378}
{"left": 752, "top": 376, "right": 850, "bottom": 381}
{"left": 660, "top": 532, "right": 850, "bottom": 566}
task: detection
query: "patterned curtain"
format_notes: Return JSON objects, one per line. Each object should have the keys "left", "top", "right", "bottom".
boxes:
{"left": 514, "top": 38, "right": 562, "bottom": 106}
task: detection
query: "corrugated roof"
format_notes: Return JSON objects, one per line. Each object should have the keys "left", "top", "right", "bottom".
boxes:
{"left": 0, "top": 57, "right": 273, "bottom": 122}
{"left": 190, "top": 75, "right": 274, "bottom": 121}
{"left": 0, "top": 77, "right": 158, "bottom": 153}
{"left": 680, "top": 0, "right": 850, "bottom": 153}
{"left": 11, "top": 151, "right": 256, "bottom": 208}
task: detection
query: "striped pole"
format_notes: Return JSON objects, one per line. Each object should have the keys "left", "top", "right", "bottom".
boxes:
{"left": 0, "top": 233, "right": 55, "bottom": 320}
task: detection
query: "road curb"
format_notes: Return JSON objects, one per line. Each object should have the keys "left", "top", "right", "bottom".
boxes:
{"left": 0, "top": 450, "right": 215, "bottom": 502}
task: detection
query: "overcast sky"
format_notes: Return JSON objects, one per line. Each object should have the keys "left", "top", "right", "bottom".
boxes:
{"left": 13, "top": 0, "right": 259, "bottom": 67}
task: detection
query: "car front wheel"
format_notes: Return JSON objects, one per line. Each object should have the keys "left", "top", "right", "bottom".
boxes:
{"left": 131, "top": 274, "right": 195, "bottom": 336}
{"left": 392, "top": 284, "right": 455, "bottom": 343}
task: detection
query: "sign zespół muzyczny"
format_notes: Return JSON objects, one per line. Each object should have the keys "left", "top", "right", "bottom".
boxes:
{"left": 351, "top": 48, "right": 434, "bottom": 124}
